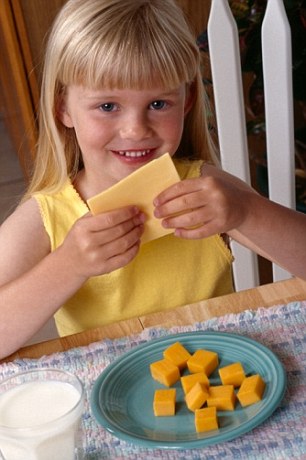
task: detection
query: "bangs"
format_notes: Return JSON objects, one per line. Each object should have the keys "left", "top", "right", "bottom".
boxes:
{"left": 58, "top": 0, "right": 199, "bottom": 90}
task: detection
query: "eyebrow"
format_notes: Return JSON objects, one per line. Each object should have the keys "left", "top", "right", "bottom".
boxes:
{"left": 83, "top": 88, "right": 182, "bottom": 100}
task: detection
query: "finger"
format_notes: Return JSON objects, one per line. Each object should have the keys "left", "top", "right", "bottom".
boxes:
{"left": 102, "top": 224, "right": 144, "bottom": 263}
{"left": 90, "top": 206, "right": 144, "bottom": 231}
{"left": 105, "top": 240, "right": 141, "bottom": 272}
{"left": 73, "top": 211, "right": 145, "bottom": 258}
{"left": 154, "top": 188, "right": 209, "bottom": 219}
{"left": 173, "top": 220, "right": 219, "bottom": 240}
{"left": 92, "top": 216, "right": 144, "bottom": 247}
{"left": 112, "top": 224, "right": 144, "bottom": 256}
{"left": 161, "top": 207, "right": 210, "bottom": 230}
{"left": 154, "top": 179, "right": 202, "bottom": 204}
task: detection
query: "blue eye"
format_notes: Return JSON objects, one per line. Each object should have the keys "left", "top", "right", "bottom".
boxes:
{"left": 150, "top": 100, "right": 166, "bottom": 110}
{"left": 100, "top": 103, "right": 115, "bottom": 112}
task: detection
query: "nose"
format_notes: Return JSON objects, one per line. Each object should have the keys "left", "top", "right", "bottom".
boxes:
{"left": 119, "top": 112, "right": 151, "bottom": 141}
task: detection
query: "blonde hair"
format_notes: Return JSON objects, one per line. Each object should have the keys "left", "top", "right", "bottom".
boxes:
{"left": 25, "top": 0, "right": 218, "bottom": 199}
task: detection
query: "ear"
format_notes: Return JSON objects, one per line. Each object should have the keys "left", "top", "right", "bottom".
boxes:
{"left": 184, "top": 81, "right": 196, "bottom": 116}
{"left": 56, "top": 95, "right": 74, "bottom": 128}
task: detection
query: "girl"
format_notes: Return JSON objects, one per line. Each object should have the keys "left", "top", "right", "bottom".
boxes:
{"left": 0, "top": 0, "right": 305, "bottom": 359}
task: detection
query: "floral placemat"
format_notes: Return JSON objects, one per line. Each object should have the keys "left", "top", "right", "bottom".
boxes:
{"left": 0, "top": 301, "right": 306, "bottom": 459}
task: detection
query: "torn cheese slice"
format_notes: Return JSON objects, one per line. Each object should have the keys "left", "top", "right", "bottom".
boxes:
{"left": 87, "top": 153, "right": 180, "bottom": 244}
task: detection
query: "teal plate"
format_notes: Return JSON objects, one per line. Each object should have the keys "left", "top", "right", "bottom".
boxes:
{"left": 91, "top": 331, "right": 286, "bottom": 449}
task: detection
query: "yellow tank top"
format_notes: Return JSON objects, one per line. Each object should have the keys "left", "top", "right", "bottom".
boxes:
{"left": 34, "top": 159, "right": 234, "bottom": 336}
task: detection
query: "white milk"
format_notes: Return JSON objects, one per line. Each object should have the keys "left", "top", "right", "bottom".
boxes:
{"left": 0, "top": 379, "right": 83, "bottom": 460}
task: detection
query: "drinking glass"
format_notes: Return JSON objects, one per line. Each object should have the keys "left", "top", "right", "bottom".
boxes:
{"left": 0, "top": 368, "right": 84, "bottom": 460}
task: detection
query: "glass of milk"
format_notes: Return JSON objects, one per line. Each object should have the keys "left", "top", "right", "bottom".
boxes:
{"left": 0, "top": 368, "right": 84, "bottom": 460}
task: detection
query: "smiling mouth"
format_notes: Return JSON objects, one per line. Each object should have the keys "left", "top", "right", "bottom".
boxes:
{"left": 116, "top": 149, "right": 152, "bottom": 158}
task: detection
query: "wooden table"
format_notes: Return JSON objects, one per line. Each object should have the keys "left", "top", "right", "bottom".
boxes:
{"left": 3, "top": 277, "right": 306, "bottom": 363}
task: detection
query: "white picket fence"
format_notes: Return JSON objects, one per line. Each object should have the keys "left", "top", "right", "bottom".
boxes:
{"left": 207, "top": 0, "right": 295, "bottom": 291}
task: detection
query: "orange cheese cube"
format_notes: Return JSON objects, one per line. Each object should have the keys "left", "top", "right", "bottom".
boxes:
{"left": 195, "top": 407, "right": 219, "bottom": 433}
{"left": 163, "top": 341, "right": 191, "bottom": 370}
{"left": 237, "top": 374, "right": 266, "bottom": 407}
{"left": 185, "top": 382, "right": 209, "bottom": 412}
{"left": 150, "top": 359, "right": 180, "bottom": 387}
{"left": 219, "top": 362, "right": 246, "bottom": 387}
{"left": 153, "top": 389, "right": 176, "bottom": 416}
{"left": 207, "top": 385, "right": 236, "bottom": 411}
{"left": 181, "top": 372, "right": 210, "bottom": 394}
{"left": 187, "top": 349, "right": 219, "bottom": 376}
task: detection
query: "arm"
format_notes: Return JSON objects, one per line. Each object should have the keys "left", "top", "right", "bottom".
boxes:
{"left": 153, "top": 164, "right": 306, "bottom": 279}
{"left": 0, "top": 198, "right": 144, "bottom": 358}
{"left": 228, "top": 192, "right": 306, "bottom": 279}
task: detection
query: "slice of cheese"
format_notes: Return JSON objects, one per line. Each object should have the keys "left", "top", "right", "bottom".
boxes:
{"left": 87, "top": 153, "right": 180, "bottom": 244}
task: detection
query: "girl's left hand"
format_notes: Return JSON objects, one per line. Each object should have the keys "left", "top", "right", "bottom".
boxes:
{"left": 153, "top": 167, "right": 254, "bottom": 239}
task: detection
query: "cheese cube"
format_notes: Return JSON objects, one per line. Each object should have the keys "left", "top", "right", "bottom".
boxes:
{"left": 181, "top": 372, "right": 210, "bottom": 394}
{"left": 187, "top": 349, "right": 219, "bottom": 376}
{"left": 185, "top": 382, "right": 209, "bottom": 412}
{"left": 219, "top": 362, "right": 246, "bottom": 387}
{"left": 153, "top": 389, "right": 176, "bottom": 416}
{"left": 237, "top": 374, "right": 266, "bottom": 407}
{"left": 207, "top": 385, "right": 236, "bottom": 411}
{"left": 150, "top": 359, "right": 180, "bottom": 387}
{"left": 195, "top": 407, "right": 219, "bottom": 433}
{"left": 163, "top": 341, "right": 191, "bottom": 370}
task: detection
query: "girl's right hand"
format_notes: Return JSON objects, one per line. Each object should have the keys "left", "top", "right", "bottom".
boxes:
{"left": 59, "top": 206, "right": 145, "bottom": 280}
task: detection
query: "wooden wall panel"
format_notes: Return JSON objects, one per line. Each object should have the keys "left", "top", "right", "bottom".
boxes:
{"left": 176, "top": 0, "right": 211, "bottom": 36}
{"left": 14, "top": 0, "right": 66, "bottom": 88}
{"left": 0, "top": 0, "right": 37, "bottom": 178}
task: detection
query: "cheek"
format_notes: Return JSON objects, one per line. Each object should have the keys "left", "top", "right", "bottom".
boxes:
{"left": 160, "top": 120, "right": 184, "bottom": 156}
{"left": 73, "top": 117, "right": 107, "bottom": 146}
{"left": 72, "top": 126, "right": 101, "bottom": 157}
{"left": 164, "top": 113, "right": 185, "bottom": 141}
